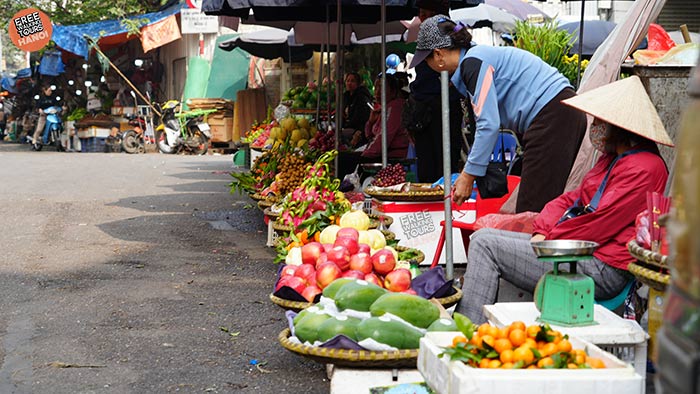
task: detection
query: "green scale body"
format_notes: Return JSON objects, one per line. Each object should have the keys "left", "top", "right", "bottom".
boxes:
{"left": 534, "top": 256, "right": 597, "bottom": 327}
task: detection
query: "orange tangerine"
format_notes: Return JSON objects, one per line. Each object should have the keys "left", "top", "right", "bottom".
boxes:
{"left": 493, "top": 338, "right": 513, "bottom": 354}
{"left": 470, "top": 334, "right": 483, "bottom": 347}
{"left": 567, "top": 363, "right": 579, "bottom": 369}
{"left": 497, "top": 326, "right": 511, "bottom": 339}
{"left": 499, "top": 349, "right": 514, "bottom": 364}
{"left": 486, "top": 325, "right": 501, "bottom": 339}
{"left": 477, "top": 323, "right": 491, "bottom": 337}
{"left": 586, "top": 357, "right": 606, "bottom": 369}
{"left": 452, "top": 335, "right": 468, "bottom": 347}
{"left": 501, "top": 362, "right": 514, "bottom": 369}
{"left": 537, "top": 357, "right": 555, "bottom": 368}
{"left": 540, "top": 342, "right": 558, "bottom": 358}
{"left": 488, "top": 359, "right": 502, "bottom": 369}
{"left": 509, "top": 321, "right": 527, "bottom": 332}
{"left": 526, "top": 325, "right": 541, "bottom": 338}
{"left": 548, "top": 330, "right": 562, "bottom": 344}
{"left": 508, "top": 329, "right": 527, "bottom": 347}
{"left": 523, "top": 338, "right": 538, "bottom": 350}
{"left": 481, "top": 335, "right": 495, "bottom": 348}
{"left": 513, "top": 346, "right": 535, "bottom": 365}
{"left": 557, "top": 339, "right": 573, "bottom": 353}
{"left": 479, "top": 358, "right": 491, "bottom": 368}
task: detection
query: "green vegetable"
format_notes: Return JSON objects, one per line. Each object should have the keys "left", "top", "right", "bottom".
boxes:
{"left": 294, "top": 311, "right": 331, "bottom": 343}
{"left": 356, "top": 316, "right": 423, "bottom": 349}
{"left": 321, "top": 278, "right": 356, "bottom": 299}
{"left": 334, "top": 280, "right": 387, "bottom": 312}
{"left": 369, "top": 292, "right": 440, "bottom": 328}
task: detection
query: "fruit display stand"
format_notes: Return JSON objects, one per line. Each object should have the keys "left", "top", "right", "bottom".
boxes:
{"left": 419, "top": 331, "right": 644, "bottom": 394}
{"left": 483, "top": 302, "right": 649, "bottom": 378}
{"left": 371, "top": 199, "right": 477, "bottom": 266}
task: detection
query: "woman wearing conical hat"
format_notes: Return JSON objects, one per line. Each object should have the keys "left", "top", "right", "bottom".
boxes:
{"left": 455, "top": 76, "right": 673, "bottom": 324}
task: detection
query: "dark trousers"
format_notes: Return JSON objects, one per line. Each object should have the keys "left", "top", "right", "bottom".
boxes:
{"left": 517, "top": 88, "right": 587, "bottom": 213}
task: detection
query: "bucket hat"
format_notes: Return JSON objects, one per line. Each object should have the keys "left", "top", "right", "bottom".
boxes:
{"left": 408, "top": 15, "right": 455, "bottom": 69}
{"left": 562, "top": 76, "right": 674, "bottom": 146}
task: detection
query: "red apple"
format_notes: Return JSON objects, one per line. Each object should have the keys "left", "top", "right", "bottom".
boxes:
{"left": 334, "top": 236, "right": 359, "bottom": 255}
{"left": 276, "top": 275, "right": 307, "bottom": 294}
{"left": 336, "top": 227, "right": 359, "bottom": 241}
{"left": 322, "top": 243, "right": 334, "bottom": 253}
{"left": 402, "top": 288, "right": 418, "bottom": 295}
{"left": 358, "top": 244, "right": 371, "bottom": 254}
{"left": 364, "top": 273, "right": 383, "bottom": 288}
{"left": 326, "top": 246, "right": 351, "bottom": 271}
{"left": 294, "top": 263, "right": 316, "bottom": 280}
{"left": 316, "top": 262, "right": 342, "bottom": 289}
{"left": 280, "top": 265, "right": 297, "bottom": 278}
{"left": 371, "top": 249, "right": 396, "bottom": 275}
{"left": 301, "top": 242, "right": 324, "bottom": 265}
{"left": 384, "top": 268, "right": 412, "bottom": 292}
{"left": 349, "top": 252, "right": 373, "bottom": 274}
{"left": 301, "top": 285, "right": 322, "bottom": 302}
{"left": 342, "top": 270, "right": 366, "bottom": 280}
{"left": 315, "top": 253, "right": 329, "bottom": 269}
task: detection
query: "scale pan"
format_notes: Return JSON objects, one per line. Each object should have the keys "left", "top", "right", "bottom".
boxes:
{"left": 531, "top": 240, "right": 599, "bottom": 257}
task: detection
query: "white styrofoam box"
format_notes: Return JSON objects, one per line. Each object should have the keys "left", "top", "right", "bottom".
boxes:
{"left": 419, "top": 331, "right": 644, "bottom": 394}
{"left": 86, "top": 98, "right": 102, "bottom": 111}
{"left": 76, "top": 126, "right": 112, "bottom": 139}
{"left": 483, "top": 302, "right": 648, "bottom": 378}
{"left": 250, "top": 147, "right": 264, "bottom": 168}
{"left": 371, "top": 199, "right": 476, "bottom": 266}
{"left": 330, "top": 368, "right": 426, "bottom": 394}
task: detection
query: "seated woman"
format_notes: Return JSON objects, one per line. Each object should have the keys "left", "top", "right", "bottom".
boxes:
{"left": 341, "top": 72, "right": 372, "bottom": 148}
{"left": 338, "top": 74, "right": 411, "bottom": 179}
{"left": 455, "top": 76, "right": 674, "bottom": 323}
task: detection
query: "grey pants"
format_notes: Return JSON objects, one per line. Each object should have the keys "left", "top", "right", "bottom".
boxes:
{"left": 455, "top": 228, "right": 633, "bottom": 324}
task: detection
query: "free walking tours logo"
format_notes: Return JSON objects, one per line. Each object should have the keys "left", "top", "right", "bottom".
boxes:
{"left": 8, "top": 8, "right": 53, "bottom": 52}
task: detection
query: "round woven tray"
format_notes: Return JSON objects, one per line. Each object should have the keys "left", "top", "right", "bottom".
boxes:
{"left": 364, "top": 184, "right": 444, "bottom": 202}
{"left": 258, "top": 199, "right": 274, "bottom": 211}
{"left": 627, "top": 240, "right": 668, "bottom": 269}
{"left": 436, "top": 287, "right": 463, "bottom": 309}
{"left": 628, "top": 262, "right": 669, "bottom": 292}
{"left": 278, "top": 328, "right": 418, "bottom": 368}
{"left": 269, "top": 293, "right": 311, "bottom": 312}
{"left": 263, "top": 207, "right": 281, "bottom": 220}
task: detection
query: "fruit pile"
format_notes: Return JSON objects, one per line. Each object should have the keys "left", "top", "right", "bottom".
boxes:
{"left": 289, "top": 279, "right": 453, "bottom": 349}
{"left": 372, "top": 163, "right": 406, "bottom": 187}
{"left": 282, "top": 81, "right": 334, "bottom": 110}
{"left": 278, "top": 218, "right": 414, "bottom": 302}
{"left": 273, "top": 152, "right": 312, "bottom": 196}
{"left": 263, "top": 116, "right": 317, "bottom": 150}
{"left": 277, "top": 150, "right": 349, "bottom": 228}
{"left": 308, "top": 127, "right": 336, "bottom": 153}
{"left": 242, "top": 121, "right": 272, "bottom": 146}
{"left": 443, "top": 316, "right": 608, "bottom": 370}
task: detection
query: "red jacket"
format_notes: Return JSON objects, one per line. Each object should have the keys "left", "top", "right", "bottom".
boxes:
{"left": 532, "top": 145, "right": 668, "bottom": 270}
{"left": 362, "top": 97, "right": 410, "bottom": 159}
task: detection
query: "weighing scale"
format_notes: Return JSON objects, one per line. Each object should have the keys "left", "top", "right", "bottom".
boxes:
{"left": 531, "top": 240, "right": 600, "bottom": 327}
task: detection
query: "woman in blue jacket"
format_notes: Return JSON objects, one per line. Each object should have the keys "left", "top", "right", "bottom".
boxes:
{"left": 410, "top": 15, "right": 587, "bottom": 212}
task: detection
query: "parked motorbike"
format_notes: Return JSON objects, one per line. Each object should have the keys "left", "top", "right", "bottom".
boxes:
{"left": 155, "top": 100, "right": 215, "bottom": 155}
{"left": 120, "top": 112, "right": 147, "bottom": 154}
{"left": 31, "top": 106, "right": 63, "bottom": 151}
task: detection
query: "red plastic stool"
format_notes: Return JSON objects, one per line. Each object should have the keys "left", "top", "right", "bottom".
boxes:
{"left": 431, "top": 175, "right": 521, "bottom": 268}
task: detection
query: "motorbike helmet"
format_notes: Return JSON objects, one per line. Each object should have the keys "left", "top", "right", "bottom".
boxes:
{"left": 162, "top": 100, "right": 179, "bottom": 110}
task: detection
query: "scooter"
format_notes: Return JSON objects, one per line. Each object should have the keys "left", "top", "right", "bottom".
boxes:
{"left": 155, "top": 100, "right": 216, "bottom": 155}
{"left": 31, "top": 106, "right": 63, "bottom": 151}
{"left": 120, "top": 112, "right": 147, "bottom": 154}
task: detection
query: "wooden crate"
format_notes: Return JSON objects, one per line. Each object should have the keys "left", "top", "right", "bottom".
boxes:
{"left": 208, "top": 116, "right": 233, "bottom": 142}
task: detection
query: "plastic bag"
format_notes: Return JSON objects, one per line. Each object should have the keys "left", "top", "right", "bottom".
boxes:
{"left": 339, "top": 165, "right": 361, "bottom": 192}
{"left": 647, "top": 23, "right": 676, "bottom": 51}
{"left": 474, "top": 211, "right": 538, "bottom": 234}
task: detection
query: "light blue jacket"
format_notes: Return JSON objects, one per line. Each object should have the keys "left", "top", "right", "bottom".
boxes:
{"left": 450, "top": 46, "right": 571, "bottom": 176}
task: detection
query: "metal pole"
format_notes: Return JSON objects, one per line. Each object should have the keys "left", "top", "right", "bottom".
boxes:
{"left": 576, "top": 0, "right": 585, "bottom": 88}
{"left": 380, "top": 0, "right": 387, "bottom": 167}
{"left": 334, "top": 0, "right": 342, "bottom": 175}
{"left": 440, "top": 70, "right": 453, "bottom": 280}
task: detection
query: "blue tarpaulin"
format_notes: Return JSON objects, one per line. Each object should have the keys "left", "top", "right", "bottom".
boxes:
{"left": 51, "top": 4, "right": 183, "bottom": 58}
{"left": 39, "top": 50, "right": 66, "bottom": 76}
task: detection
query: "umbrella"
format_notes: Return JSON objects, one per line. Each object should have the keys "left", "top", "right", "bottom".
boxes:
{"left": 485, "top": 0, "right": 548, "bottom": 21}
{"left": 218, "top": 28, "right": 318, "bottom": 62}
{"left": 559, "top": 20, "right": 616, "bottom": 56}
{"left": 450, "top": 3, "right": 520, "bottom": 32}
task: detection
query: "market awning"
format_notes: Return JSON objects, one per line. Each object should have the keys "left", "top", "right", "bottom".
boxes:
{"left": 51, "top": 4, "right": 183, "bottom": 58}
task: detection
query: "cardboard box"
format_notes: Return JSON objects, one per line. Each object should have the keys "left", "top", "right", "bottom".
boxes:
{"left": 76, "top": 126, "right": 113, "bottom": 139}
{"left": 208, "top": 116, "right": 233, "bottom": 142}
{"left": 371, "top": 199, "right": 476, "bottom": 265}
{"left": 419, "top": 332, "right": 644, "bottom": 394}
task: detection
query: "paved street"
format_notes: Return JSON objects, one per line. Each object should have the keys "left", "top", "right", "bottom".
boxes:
{"left": 0, "top": 143, "right": 327, "bottom": 393}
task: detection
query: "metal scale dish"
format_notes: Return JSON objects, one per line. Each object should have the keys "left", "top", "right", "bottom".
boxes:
{"left": 531, "top": 240, "right": 600, "bottom": 327}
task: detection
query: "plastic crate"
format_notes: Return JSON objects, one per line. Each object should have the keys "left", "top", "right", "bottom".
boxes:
{"left": 80, "top": 137, "right": 107, "bottom": 153}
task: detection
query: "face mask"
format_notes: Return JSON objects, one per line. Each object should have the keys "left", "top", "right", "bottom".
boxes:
{"left": 589, "top": 123, "right": 607, "bottom": 152}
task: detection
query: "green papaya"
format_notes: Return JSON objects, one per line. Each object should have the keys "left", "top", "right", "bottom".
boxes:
{"left": 369, "top": 293, "right": 440, "bottom": 328}
{"left": 293, "top": 305, "right": 323, "bottom": 326}
{"left": 316, "top": 315, "right": 362, "bottom": 342}
{"left": 427, "top": 318, "right": 458, "bottom": 332}
{"left": 334, "top": 280, "right": 387, "bottom": 312}
{"left": 321, "top": 278, "right": 356, "bottom": 299}
{"left": 294, "top": 311, "right": 331, "bottom": 344}
{"left": 356, "top": 316, "right": 423, "bottom": 349}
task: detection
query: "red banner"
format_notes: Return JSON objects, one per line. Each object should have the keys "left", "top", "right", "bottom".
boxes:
{"left": 141, "top": 15, "right": 181, "bottom": 53}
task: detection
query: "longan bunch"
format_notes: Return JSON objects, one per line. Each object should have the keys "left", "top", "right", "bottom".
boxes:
{"left": 276, "top": 153, "right": 311, "bottom": 195}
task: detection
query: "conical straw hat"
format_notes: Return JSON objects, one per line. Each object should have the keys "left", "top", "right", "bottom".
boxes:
{"left": 562, "top": 76, "right": 674, "bottom": 146}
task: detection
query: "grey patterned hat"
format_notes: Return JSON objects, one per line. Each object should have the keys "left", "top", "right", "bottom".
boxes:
{"left": 409, "top": 14, "right": 454, "bottom": 68}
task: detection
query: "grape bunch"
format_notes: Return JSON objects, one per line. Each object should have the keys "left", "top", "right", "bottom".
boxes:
{"left": 276, "top": 153, "right": 310, "bottom": 195}
{"left": 372, "top": 163, "right": 406, "bottom": 187}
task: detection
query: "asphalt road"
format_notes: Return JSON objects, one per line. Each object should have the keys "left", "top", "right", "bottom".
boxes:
{"left": 0, "top": 143, "right": 327, "bottom": 393}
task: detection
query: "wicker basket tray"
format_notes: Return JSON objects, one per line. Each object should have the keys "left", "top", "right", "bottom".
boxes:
{"left": 263, "top": 207, "right": 281, "bottom": 220}
{"left": 258, "top": 199, "right": 275, "bottom": 211}
{"left": 628, "top": 262, "right": 669, "bottom": 292}
{"left": 250, "top": 193, "right": 280, "bottom": 203}
{"left": 278, "top": 328, "right": 418, "bottom": 368}
{"left": 364, "top": 183, "right": 444, "bottom": 202}
{"left": 627, "top": 239, "right": 668, "bottom": 269}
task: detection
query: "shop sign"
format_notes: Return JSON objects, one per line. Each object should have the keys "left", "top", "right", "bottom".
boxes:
{"left": 8, "top": 8, "right": 52, "bottom": 52}
{"left": 180, "top": 8, "right": 218, "bottom": 34}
